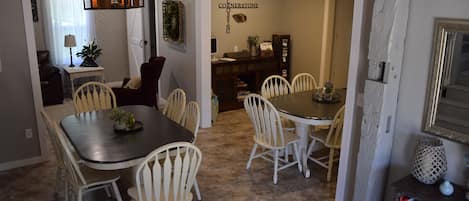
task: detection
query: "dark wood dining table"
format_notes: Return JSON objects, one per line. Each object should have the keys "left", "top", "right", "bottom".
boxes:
{"left": 269, "top": 89, "right": 346, "bottom": 178}
{"left": 60, "top": 105, "right": 194, "bottom": 170}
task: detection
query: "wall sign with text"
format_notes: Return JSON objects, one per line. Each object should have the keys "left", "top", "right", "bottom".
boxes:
{"left": 218, "top": 2, "right": 258, "bottom": 9}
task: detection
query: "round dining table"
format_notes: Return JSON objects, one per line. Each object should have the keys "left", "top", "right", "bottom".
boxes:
{"left": 60, "top": 105, "right": 194, "bottom": 170}
{"left": 269, "top": 89, "right": 346, "bottom": 178}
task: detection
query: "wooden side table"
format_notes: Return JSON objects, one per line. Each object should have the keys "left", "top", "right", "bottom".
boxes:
{"left": 392, "top": 175, "right": 467, "bottom": 201}
{"left": 63, "top": 66, "right": 105, "bottom": 96}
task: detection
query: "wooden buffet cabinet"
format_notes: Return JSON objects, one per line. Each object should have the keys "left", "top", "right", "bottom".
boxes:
{"left": 212, "top": 56, "right": 278, "bottom": 111}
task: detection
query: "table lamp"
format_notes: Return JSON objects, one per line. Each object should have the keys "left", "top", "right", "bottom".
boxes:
{"left": 64, "top": 34, "right": 76, "bottom": 67}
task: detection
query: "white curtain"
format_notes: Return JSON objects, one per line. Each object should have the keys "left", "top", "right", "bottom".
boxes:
{"left": 42, "top": 0, "right": 95, "bottom": 66}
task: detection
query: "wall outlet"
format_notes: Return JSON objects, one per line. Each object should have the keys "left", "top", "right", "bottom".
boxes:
{"left": 25, "top": 129, "right": 33, "bottom": 139}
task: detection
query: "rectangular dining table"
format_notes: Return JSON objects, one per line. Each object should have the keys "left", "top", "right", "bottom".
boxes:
{"left": 60, "top": 105, "right": 194, "bottom": 170}
{"left": 269, "top": 89, "right": 346, "bottom": 178}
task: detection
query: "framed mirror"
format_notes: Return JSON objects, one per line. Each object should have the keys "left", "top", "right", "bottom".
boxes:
{"left": 424, "top": 18, "right": 469, "bottom": 144}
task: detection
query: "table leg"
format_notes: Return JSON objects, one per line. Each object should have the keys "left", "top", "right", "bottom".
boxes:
{"left": 295, "top": 122, "right": 310, "bottom": 178}
{"left": 70, "top": 78, "right": 75, "bottom": 97}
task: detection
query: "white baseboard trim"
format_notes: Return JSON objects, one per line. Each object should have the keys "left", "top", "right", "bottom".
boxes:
{"left": 0, "top": 156, "right": 48, "bottom": 172}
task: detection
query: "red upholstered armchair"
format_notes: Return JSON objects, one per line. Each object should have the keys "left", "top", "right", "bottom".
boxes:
{"left": 112, "top": 57, "right": 165, "bottom": 107}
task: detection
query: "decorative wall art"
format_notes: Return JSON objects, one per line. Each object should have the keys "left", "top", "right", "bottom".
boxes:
{"left": 219, "top": 1, "right": 259, "bottom": 33}
{"left": 162, "top": 0, "right": 185, "bottom": 45}
{"left": 31, "top": 0, "right": 38, "bottom": 22}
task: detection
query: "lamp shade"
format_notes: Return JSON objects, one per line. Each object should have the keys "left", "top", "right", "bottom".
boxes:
{"left": 64, "top": 35, "right": 76, "bottom": 47}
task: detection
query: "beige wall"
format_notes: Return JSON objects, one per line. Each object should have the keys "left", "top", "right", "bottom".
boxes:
{"left": 330, "top": 0, "right": 354, "bottom": 88}
{"left": 211, "top": 0, "right": 353, "bottom": 86}
{"left": 0, "top": 0, "right": 41, "bottom": 163}
{"left": 211, "top": 0, "right": 284, "bottom": 58}
{"left": 93, "top": 10, "right": 130, "bottom": 82}
{"left": 279, "top": 0, "right": 325, "bottom": 81}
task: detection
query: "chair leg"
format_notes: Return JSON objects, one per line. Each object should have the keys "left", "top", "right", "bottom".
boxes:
{"left": 194, "top": 179, "right": 202, "bottom": 200}
{"left": 273, "top": 150, "right": 279, "bottom": 184}
{"left": 293, "top": 143, "right": 302, "bottom": 173}
{"left": 55, "top": 168, "right": 61, "bottom": 195}
{"left": 111, "top": 181, "right": 123, "bottom": 201}
{"left": 327, "top": 149, "right": 334, "bottom": 182}
{"left": 104, "top": 185, "right": 111, "bottom": 197}
{"left": 246, "top": 144, "right": 258, "bottom": 170}
{"left": 77, "top": 188, "right": 83, "bottom": 201}
{"left": 65, "top": 181, "right": 69, "bottom": 201}
{"left": 306, "top": 139, "right": 317, "bottom": 157}
{"left": 284, "top": 145, "right": 289, "bottom": 162}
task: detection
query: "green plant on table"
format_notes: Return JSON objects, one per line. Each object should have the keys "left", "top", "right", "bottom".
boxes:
{"left": 247, "top": 35, "right": 260, "bottom": 47}
{"left": 110, "top": 108, "right": 136, "bottom": 128}
{"left": 76, "top": 41, "right": 102, "bottom": 61}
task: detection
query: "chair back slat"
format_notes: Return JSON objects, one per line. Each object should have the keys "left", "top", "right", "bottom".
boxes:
{"left": 45, "top": 121, "right": 87, "bottom": 187}
{"left": 261, "top": 75, "right": 292, "bottom": 99}
{"left": 292, "top": 73, "right": 318, "bottom": 93}
{"left": 244, "top": 94, "right": 286, "bottom": 148}
{"left": 73, "top": 82, "right": 116, "bottom": 113}
{"left": 41, "top": 110, "right": 65, "bottom": 169}
{"left": 180, "top": 101, "right": 200, "bottom": 143}
{"left": 135, "top": 142, "right": 202, "bottom": 201}
{"left": 326, "top": 105, "right": 346, "bottom": 149}
{"left": 163, "top": 88, "right": 186, "bottom": 123}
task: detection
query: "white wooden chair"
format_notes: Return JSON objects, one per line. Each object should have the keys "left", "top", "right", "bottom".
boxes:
{"left": 163, "top": 88, "right": 186, "bottom": 123}
{"left": 261, "top": 75, "right": 293, "bottom": 99}
{"left": 73, "top": 81, "right": 117, "bottom": 113}
{"left": 306, "top": 105, "right": 345, "bottom": 182}
{"left": 180, "top": 101, "right": 200, "bottom": 143}
{"left": 41, "top": 110, "right": 66, "bottom": 198}
{"left": 244, "top": 94, "right": 302, "bottom": 184}
{"left": 179, "top": 101, "right": 202, "bottom": 201}
{"left": 127, "top": 142, "right": 202, "bottom": 201}
{"left": 261, "top": 75, "right": 295, "bottom": 131}
{"left": 291, "top": 73, "right": 318, "bottom": 93}
{"left": 49, "top": 122, "right": 123, "bottom": 201}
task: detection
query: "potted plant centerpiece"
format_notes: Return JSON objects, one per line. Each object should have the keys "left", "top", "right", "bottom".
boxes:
{"left": 76, "top": 41, "right": 102, "bottom": 67}
{"left": 109, "top": 108, "right": 143, "bottom": 132}
{"left": 313, "top": 81, "right": 340, "bottom": 103}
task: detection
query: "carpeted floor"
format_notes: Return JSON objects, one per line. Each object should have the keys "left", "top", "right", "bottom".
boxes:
{"left": 0, "top": 101, "right": 336, "bottom": 201}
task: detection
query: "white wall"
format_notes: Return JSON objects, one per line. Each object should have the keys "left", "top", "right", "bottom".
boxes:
{"left": 158, "top": 0, "right": 197, "bottom": 100}
{"left": 0, "top": 0, "right": 42, "bottom": 163}
{"left": 211, "top": 0, "right": 283, "bottom": 58}
{"left": 93, "top": 10, "right": 130, "bottom": 82}
{"left": 386, "top": 0, "right": 469, "bottom": 197}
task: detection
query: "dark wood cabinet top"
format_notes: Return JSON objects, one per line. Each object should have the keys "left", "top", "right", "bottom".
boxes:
{"left": 60, "top": 105, "right": 194, "bottom": 164}
{"left": 392, "top": 175, "right": 467, "bottom": 201}
{"left": 211, "top": 56, "right": 276, "bottom": 66}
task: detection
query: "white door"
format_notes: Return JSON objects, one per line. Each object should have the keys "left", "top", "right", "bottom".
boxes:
{"left": 127, "top": 8, "right": 146, "bottom": 78}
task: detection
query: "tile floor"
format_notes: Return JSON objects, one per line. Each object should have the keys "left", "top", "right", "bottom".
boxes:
{"left": 0, "top": 101, "right": 336, "bottom": 201}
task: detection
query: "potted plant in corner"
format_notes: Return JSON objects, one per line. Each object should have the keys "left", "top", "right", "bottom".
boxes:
{"left": 76, "top": 41, "right": 102, "bottom": 67}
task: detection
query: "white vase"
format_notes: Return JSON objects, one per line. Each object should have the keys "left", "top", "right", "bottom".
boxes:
{"left": 411, "top": 137, "right": 447, "bottom": 184}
